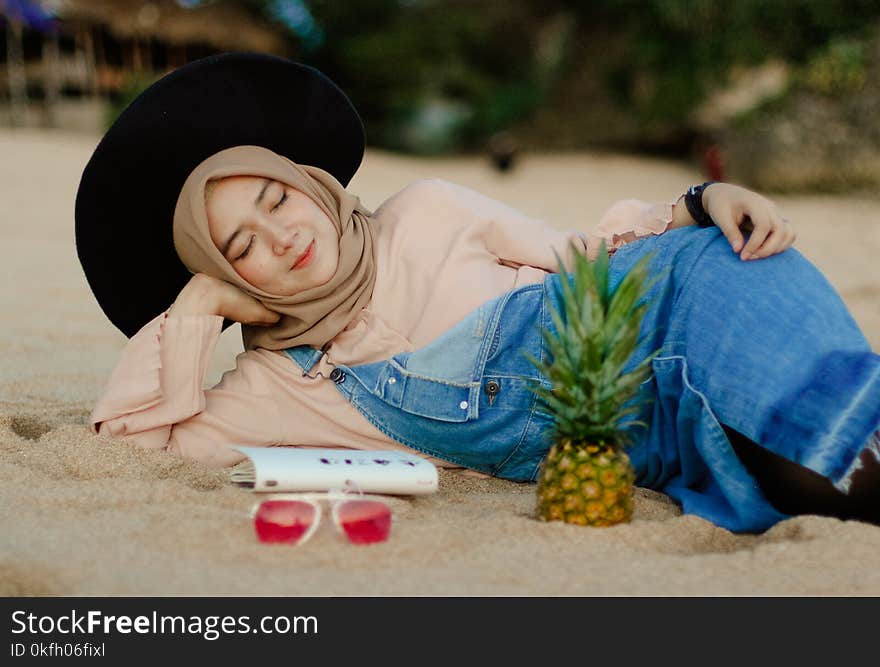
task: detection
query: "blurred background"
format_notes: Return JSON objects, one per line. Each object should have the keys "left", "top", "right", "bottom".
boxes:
{"left": 2, "top": 0, "right": 879, "bottom": 192}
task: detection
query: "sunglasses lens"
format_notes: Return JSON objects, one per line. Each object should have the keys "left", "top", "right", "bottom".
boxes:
{"left": 336, "top": 500, "right": 391, "bottom": 544}
{"left": 254, "top": 500, "right": 316, "bottom": 544}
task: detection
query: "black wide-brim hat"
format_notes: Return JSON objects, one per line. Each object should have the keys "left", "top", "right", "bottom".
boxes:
{"left": 75, "top": 52, "right": 365, "bottom": 338}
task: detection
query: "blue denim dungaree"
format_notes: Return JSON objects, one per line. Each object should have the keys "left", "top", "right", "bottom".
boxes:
{"left": 286, "top": 282, "right": 556, "bottom": 481}
{"left": 284, "top": 226, "right": 880, "bottom": 533}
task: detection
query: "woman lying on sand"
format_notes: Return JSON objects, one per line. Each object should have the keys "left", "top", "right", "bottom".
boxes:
{"left": 78, "top": 54, "right": 879, "bottom": 534}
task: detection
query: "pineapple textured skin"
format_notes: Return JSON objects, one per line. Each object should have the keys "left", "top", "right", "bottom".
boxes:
{"left": 537, "top": 441, "right": 635, "bottom": 526}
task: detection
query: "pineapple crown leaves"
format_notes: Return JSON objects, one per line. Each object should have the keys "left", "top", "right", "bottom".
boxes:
{"left": 523, "top": 240, "right": 666, "bottom": 449}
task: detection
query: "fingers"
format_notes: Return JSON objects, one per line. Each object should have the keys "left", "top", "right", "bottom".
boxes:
{"left": 707, "top": 204, "right": 746, "bottom": 254}
{"left": 739, "top": 212, "right": 773, "bottom": 259}
{"left": 245, "top": 306, "right": 281, "bottom": 327}
{"left": 220, "top": 286, "right": 281, "bottom": 326}
{"left": 741, "top": 210, "right": 797, "bottom": 260}
{"left": 747, "top": 227, "right": 785, "bottom": 259}
{"left": 750, "top": 223, "right": 796, "bottom": 259}
{"left": 248, "top": 313, "right": 281, "bottom": 327}
{"left": 773, "top": 221, "right": 797, "bottom": 254}
{"left": 702, "top": 183, "right": 795, "bottom": 260}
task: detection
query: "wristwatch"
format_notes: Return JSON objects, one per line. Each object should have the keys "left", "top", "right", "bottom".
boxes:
{"left": 684, "top": 181, "right": 717, "bottom": 228}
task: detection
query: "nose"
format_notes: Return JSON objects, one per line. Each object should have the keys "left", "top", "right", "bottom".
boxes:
{"left": 267, "top": 221, "right": 296, "bottom": 255}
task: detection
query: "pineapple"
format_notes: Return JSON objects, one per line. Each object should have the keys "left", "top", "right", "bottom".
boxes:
{"left": 525, "top": 241, "right": 659, "bottom": 527}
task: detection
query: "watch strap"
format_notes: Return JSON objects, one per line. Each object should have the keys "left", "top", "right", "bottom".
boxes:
{"left": 684, "top": 181, "right": 717, "bottom": 228}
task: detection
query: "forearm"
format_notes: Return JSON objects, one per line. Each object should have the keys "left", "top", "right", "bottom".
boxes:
{"left": 668, "top": 194, "right": 697, "bottom": 230}
{"left": 168, "top": 274, "right": 220, "bottom": 318}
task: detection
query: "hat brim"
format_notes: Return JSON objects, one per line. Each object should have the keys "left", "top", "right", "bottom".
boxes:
{"left": 75, "top": 52, "right": 365, "bottom": 338}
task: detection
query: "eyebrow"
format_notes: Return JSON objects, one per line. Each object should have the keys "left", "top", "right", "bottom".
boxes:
{"left": 220, "top": 178, "right": 272, "bottom": 258}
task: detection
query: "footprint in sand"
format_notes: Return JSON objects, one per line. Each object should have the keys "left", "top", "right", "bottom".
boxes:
{"left": 6, "top": 414, "right": 54, "bottom": 441}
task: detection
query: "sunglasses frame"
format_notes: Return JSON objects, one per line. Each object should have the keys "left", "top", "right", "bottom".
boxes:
{"left": 251, "top": 491, "right": 393, "bottom": 546}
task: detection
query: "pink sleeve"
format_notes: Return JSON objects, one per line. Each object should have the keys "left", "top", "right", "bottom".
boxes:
{"left": 90, "top": 311, "right": 222, "bottom": 436}
{"left": 90, "top": 312, "right": 282, "bottom": 467}
{"left": 590, "top": 199, "right": 676, "bottom": 258}
{"left": 433, "top": 181, "right": 677, "bottom": 269}
{"left": 431, "top": 180, "right": 590, "bottom": 272}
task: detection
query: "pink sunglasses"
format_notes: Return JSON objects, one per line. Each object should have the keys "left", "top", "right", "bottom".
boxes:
{"left": 251, "top": 491, "right": 392, "bottom": 546}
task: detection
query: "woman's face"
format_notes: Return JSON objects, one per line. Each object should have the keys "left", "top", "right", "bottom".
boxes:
{"left": 205, "top": 176, "right": 339, "bottom": 295}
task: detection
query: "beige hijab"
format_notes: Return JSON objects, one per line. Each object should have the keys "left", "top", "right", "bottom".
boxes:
{"left": 173, "top": 145, "right": 376, "bottom": 351}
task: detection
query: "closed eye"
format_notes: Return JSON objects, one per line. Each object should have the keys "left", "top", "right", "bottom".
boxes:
{"left": 271, "top": 190, "right": 288, "bottom": 213}
{"left": 235, "top": 234, "right": 255, "bottom": 261}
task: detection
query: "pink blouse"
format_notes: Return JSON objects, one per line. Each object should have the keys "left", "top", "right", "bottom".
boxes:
{"left": 90, "top": 180, "right": 675, "bottom": 469}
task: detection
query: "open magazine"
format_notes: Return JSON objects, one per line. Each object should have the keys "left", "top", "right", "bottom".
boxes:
{"left": 229, "top": 446, "right": 439, "bottom": 495}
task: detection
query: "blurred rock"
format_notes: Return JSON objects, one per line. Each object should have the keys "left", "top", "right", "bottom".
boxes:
{"left": 718, "top": 32, "right": 880, "bottom": 193}
{"left": 692, "top": 61, "right": 791, "bottom": 132}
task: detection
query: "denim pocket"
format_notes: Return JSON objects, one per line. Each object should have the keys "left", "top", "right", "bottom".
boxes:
{"left": 366, "top": 358, "right": 481, "bottom": 423}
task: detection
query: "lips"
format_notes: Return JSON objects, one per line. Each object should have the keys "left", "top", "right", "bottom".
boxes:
{"left": 291, "top": 240, "right": 315, "bottom": 270}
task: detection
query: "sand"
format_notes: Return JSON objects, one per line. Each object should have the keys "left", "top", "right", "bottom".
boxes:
{"left": 1, "top": 127, "right": 879, "bottom": 596}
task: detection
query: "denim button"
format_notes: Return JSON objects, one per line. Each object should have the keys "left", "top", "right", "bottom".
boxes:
{"left": 329, "top": 368, "right": 345, "bottom": 384}
{"left": 459, "top": 401, "right": 468, "bottom": 410}
{"left": 485, "top": 380, "right": 500, "bottom": 406}
{"left": 388, "top": 377, "right": 396, "bottom": 385}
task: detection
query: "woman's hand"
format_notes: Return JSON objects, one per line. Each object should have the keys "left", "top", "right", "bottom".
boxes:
{"left": 168, "top": 273, "right": 281, "bottom": 326}
{"left": 702, "top": 183, "right": 796, "bottom": 261}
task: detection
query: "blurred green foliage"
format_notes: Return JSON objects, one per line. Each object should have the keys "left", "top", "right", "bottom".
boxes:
{"left": 804, "top": 38, "right": 868, "bottom": 95}
{"left": 299, "top": 0, "right": 558, "bottom": 152}
{"left": 213, "top": 1, "right": 880, "bottom": 152}
{"left": 579, "top": 0, "right": 880, "bottom": 124}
